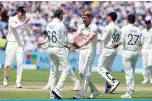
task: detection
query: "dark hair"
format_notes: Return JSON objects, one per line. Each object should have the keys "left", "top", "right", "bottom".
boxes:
{"left": 108, "top": 12, "right": 117, "bottom": 21}
{"left": 53, "top": 9, "right": 64, "bottom": 18}
{"left": 127, "top": 14, "right": 135, "bottom": 24}
{"left": 145, "top": 20, "right": 151, "bottom": 24}
{"left": 16, "top": 6, "right": 26, "bottom": 13}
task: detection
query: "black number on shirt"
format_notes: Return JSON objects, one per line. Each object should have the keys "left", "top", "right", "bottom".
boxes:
{"left": 47, "top": 31, "right": 57, "bottom": 43}
{"left": 47, "top": 31, "right": 51, "bottom": 42}
{"left": 112, "top": 31, "right": 120, "bottom": 43}
{"left": 127, "top": 34, "right": 139, "bottom": 45}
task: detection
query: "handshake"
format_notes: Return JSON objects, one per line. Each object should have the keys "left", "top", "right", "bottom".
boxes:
{"left": 113, "top": 42, "right": 119, "bottom": 48}
{"left": 65, "top": 41, "right": 82, "bottom": 51}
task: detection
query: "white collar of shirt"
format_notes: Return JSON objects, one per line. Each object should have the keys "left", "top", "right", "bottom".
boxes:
{"left": 128, "top": 23, "right": 133, "bottom": 26}
{"left": 83, "top": 22, "right": 92, "bottom": 28}
{"left": 109, "top": 22, "right": 115, "bottom": 25}
{"left": 15, "top": 15, "right": 20, "bottom": 21}
{"left": 52, "top": 18, "right": 61, "bottom": 23}
{"left": 145, "top": 28, "right": 152, "bottom": 32}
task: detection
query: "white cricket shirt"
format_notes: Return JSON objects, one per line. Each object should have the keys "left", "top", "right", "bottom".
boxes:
{"left": 77, "top": 23, "right": 98, "bottom": 49}
{"left": 101, "top": 22, "right": 121, "bottom": 49}
{"left": 46, "top": 18, "right": 69, "bottom": 48}
{"left": 7, "top": 15, "right": 32, "bottom": 42}
{"left": 141, "top": 28, "right": 152, "bottom": 49}
{"left": 120, "top": 24, "right": 143, "bottom": 51}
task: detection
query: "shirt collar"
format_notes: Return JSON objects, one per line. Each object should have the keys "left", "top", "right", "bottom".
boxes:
{"left": 145, "top": 28, "right": 152, "bottom": 32}
{"left": 109, "top": 22, "right": 115, "bottom": 25}
{"left": 15, "top": 15, "right": 20, "bottom": 21}
{"left": 128, "top": 23, "right": 133, "bottom": 26}
{"left": 53, "top": 18, "right": 61, "bottom": 22}
{"left": 84, "top": 22, "right": 92, "bottom": 28}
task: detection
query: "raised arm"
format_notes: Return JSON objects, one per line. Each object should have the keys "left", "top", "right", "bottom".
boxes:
{"left": 24, "top": 24, "right": 38, "bottom": 34}
{"left": 9, "top": 17, "right": 30, "bottom": 29}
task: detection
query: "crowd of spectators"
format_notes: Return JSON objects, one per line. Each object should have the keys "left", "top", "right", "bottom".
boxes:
{"left": 0, "top": 1, "right": 152, "bottom": 51}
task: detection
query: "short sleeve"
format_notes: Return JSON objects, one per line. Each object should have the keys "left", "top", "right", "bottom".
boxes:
{"left": 90, "top": 24, "right": 98, "bottom": 35}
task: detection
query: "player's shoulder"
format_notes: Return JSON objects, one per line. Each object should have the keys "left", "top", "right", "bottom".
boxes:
{"left": 105, "top": 24, "right": 113, "bottom": 31}
{"left": 115, "top": 24, "right": 121, "bottom": 31}
{"left": 77, "top": 23, "right": 84, "bottom": 30}
{"left": 59, "top": 22, "right": 66, "bottom": 27}
{"left": 134, "top": 26, "right": 141, "bottom": 32}
{"left": 90, "top": 23, "right": 97, "bottom": 29}
{"left": 79, "top": 23, "right": 85, "bottom": 27}
{"left": 149, "top": 28, "right": 152, "bottom": 32}
{"left": 59, "top": 22, "right": 67, "bottom": 30}
{"left": 9, "top": 15, "right": 16, "bottom": 21}
{"left": 46, "top": 22, "right": 52, "bottom": 29}
{"left": 141, "top": 28, "right": 146, "bottom": 33}
{"left": 121, "top": 25, "right": 128, "bottom": 29}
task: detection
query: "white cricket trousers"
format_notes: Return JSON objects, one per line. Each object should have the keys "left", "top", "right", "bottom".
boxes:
{"left": 78, "top": 48, "right": 96, "bottom": 96}
{"left": 46, "top": 47, "right": 70, "bottom": 94}
{"left": 46, "top": 66, "right": 78, "bottom": 87}
{"left": 97, "top": 48, "right": 117, "bottom": 85}
{"left": 4, "top": 41, "right": 24, "bottom": 85}
{"left": 141, "top": 49, "right": 152, "bottom": 81}
{"left": 122, "top": 50, "right": 138, "bottom": 95}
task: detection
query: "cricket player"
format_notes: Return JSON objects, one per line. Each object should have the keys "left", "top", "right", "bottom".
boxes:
{"left": 114, "top": 14, "right": 143, "bottom": 98}
{"left": 72, "top": 10, "right": 100, "bottom": 99}
{"left": 3, "top": 6, "right": 37, "bottom": 88}
{"left": 96, "top": 12, "right": 121, "bottom": 94}
{"left": 38, "top": 31, "right": 80, "bottom": 92}
{"left": 42, "top": 67, "right": 80, "bottom": 91}
{"left": 45, "top": 9, "right": 76, "bottom": 99}
{"left": 140, "top": 19, "right": 152, "bottom": 84}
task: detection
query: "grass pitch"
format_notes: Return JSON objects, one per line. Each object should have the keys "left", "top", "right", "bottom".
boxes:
{"left": 0, "top": 69, "right": 152, "bottom": 100}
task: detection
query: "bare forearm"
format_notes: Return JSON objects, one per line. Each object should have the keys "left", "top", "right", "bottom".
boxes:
{"left": 81, "top": 35, "right": 95, "bottom": 47}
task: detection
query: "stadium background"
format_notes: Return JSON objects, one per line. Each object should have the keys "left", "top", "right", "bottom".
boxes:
{"left": 0, "top": 1, "right": 151, "bottom": 71}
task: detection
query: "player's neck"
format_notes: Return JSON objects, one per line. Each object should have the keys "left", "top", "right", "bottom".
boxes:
{"left": 109, "top": 21, "right": 114, "bottom": 24}
{"left": 85, "top": 23, "right": 90, "bottom": 27}
{"left": 17, "top": 14, "right": 21, "bottom": 20}
{"left": 84, "top": 21, "right": 91, "bottom": 27}
{"left": 146, "top": 27, "right": 151, "bottom": 31}
{"left": 128, "top": 22, "right": 133, "bottom": 25}
{"left": 53, "top": 18, "right": 61, "bottom": 21}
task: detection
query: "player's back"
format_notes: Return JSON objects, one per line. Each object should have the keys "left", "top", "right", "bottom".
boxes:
{"left": 121, "top": 24, "right": 142, "bottom": 51}
{"left": 104, "top": 22, "right": 121, "bottom": 49}
{"left": 46, "top": 18, "right": 67, "bottom": 48}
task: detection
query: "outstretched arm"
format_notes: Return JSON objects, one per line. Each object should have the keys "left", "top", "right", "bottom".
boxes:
{"left": 9, "top": 18, "right": 30, "bottom": 29}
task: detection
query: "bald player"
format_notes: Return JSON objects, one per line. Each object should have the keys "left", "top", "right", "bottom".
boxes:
{"left": 72, "top": 10, "right": 100, "bottom": 99}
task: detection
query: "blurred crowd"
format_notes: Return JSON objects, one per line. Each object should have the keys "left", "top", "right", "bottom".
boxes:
{"left": 0, "top": 1, "right": 152, "bottom": 51}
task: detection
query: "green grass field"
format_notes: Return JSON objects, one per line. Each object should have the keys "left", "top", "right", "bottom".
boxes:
{"left": 0, "top": 69, "right": 152, "bottom": 100}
